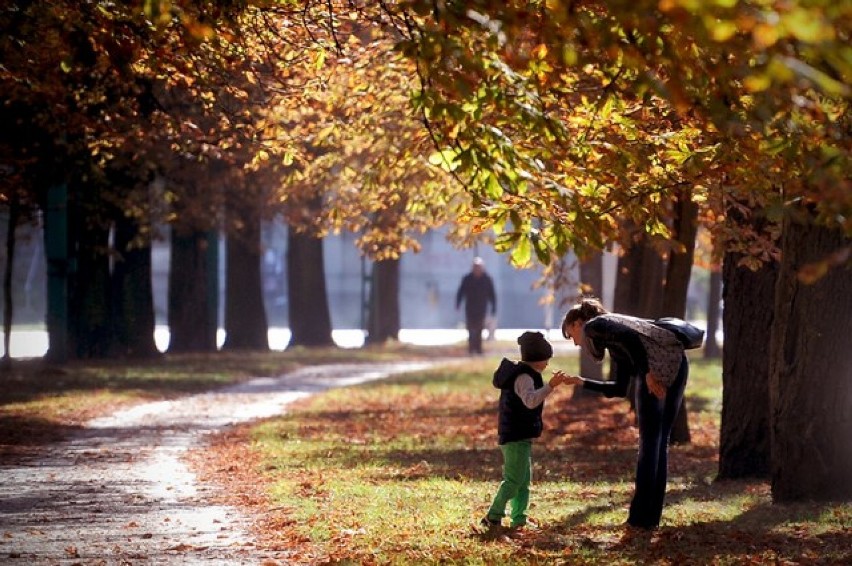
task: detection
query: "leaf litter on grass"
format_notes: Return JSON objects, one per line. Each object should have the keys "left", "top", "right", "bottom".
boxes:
{"left": 191, "top": 357, "right": 852, "bottom": 565}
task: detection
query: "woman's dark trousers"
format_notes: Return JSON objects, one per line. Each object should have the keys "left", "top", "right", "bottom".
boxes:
{"left": 628, "top": 354, "right": 688, "bottom": 529}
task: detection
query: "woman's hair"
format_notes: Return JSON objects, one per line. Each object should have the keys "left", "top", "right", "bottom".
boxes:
{"left": 561, "top": 297, "right": 608, "bottom": 338}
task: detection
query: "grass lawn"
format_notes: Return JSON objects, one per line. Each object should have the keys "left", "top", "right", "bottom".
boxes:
{"left": 217, "top": 352, "right": 851, "bottom": 565}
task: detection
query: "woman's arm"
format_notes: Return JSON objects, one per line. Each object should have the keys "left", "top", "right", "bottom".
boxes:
{"left": 576, "top": 363, "right": 631, "bottom": 398}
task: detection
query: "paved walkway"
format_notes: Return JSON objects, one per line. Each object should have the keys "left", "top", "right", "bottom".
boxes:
{"left": 0, "top": 361, "right": 444, "bottom": 565}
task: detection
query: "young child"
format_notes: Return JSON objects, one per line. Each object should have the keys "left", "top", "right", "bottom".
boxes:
{"left": 480, "top": 331, "right": 567, "bottom": 531}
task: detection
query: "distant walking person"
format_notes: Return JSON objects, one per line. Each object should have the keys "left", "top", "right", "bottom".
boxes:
{"left": 456, "top": 257, "right": 497, "bottom": 355}
{"left": 561, "top": 297, "right": 689, "bottom": 531}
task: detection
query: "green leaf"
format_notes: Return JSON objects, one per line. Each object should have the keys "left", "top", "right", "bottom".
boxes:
{"left": 532, "top": 233, "right": 551, "bottom": 265}
{"left": 494, "top": 232, "right": 516, "bottom": 253}
{"left": 428, "top": 149, "right": 458, "bottom": 171}
{"left": 511, "top": 236, "right": 532, "bottom": 267}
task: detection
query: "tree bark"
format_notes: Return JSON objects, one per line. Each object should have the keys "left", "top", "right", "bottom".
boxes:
{"left": 769, "top": 212, "right": 852, "bottom": 501}
{"left": 168, "top": 228, "right": 217, "bottom": 353}
{"left": 110, "top": 212, "right": 158, "bottom": 358}
{"left": 717, "top": 253, "right": 777, "bottom": 479}
{"left": 612, "top": 233, "right": 665, "bottom": 413}
{"left": 660, "top": 192, "right": 699, "bottom": 319}
{"left": 222, "top": 209, "right": 268, "bottom": 351}
{"left": 67, "top": 202, "right": 112, "bottom": 359}
{"left": 365, "top": 258, "right": 400, "bottom": 345}
{"left": 704, "top": 268, "right": 722, "bottom": 359}
{"left": 3, "top": 198, "right": 19, "bottom": 364}
{"left": 661, "top": 190, "right": 699, "bottom": 444}
{"left": 286, "top": 229, "right": 334, "bottom": 348}
{"left": 43, "top": 184, "right": 69, "bottom": 363}
{"left": 613, "top": 235, "right": 665, "bottom": 319}
{"left": 574, "top": 252, "right": 603, "bottom": 398}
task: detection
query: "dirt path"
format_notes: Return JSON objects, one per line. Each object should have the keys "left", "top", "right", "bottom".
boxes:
{"left": 0, "top": 361, "right": 443, "bottom": 565}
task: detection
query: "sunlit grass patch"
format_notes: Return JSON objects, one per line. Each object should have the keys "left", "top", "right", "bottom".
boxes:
{"left": 249, "top": 355, "right": 852, "bottom": 564}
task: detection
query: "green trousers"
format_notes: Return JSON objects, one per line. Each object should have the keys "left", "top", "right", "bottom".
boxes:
{"left": 486, "top": 440, "right": 532, "bottom": 527}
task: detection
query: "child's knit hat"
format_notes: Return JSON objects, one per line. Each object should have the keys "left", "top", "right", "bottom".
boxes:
{"left": 518, "top": 331, "right": 553, "bottom": 362}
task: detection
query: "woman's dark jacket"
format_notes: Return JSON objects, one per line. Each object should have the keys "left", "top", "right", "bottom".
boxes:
{"left": 493, "top": 358, "right": 545, "bottom": 445}
{"left": 582, "top": 316, "right": 649, "bottom": 398}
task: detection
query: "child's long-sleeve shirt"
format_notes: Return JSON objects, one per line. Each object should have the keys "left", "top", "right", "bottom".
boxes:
{"left": 513, "top": 373, "right": 553, "bottom": 408}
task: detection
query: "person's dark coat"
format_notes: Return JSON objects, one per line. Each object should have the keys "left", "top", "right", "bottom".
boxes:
{"left": 580, "top": 316, "right": 649, "bottom": 398}
{"left": 455, "top": 271, "right": 496, "bottom": 322}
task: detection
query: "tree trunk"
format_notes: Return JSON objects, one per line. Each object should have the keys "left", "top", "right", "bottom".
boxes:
{"left": 613, "top": 235, "right": 665, "bottom": 319}
{"left": 44, "top": 184, "right": 70, "bottom": 363}
{"left": 660, "top": 192, "right": 698, "bottom": 318}
{"left": 67, "top": 203, "right": 111, "bottom": 359}
{"left": 168, "top": 229, "right": 217, "bottom": 353}
{"left": 222, "top": 210, "right": 268, "bottom": 351}
{"left": 110, "top": 212, "right": 158, "bottom": 358}
{"left": 3, "top": 198, "right": 19, "bottom": 364}
{"left": 574, "top": 252, "right": 603, "bottom": 398}
{"left": 704, "top": 268, "right": 722, "bottom": 359}
{"left": 769, "top": 213, "right": 852, "bottom": 501}
{"left": 661, "top": 190, "right": 699, "bottom": 444}
{"left": 717, "top": 253, "right": 777, "bottom": 479}
{"left": 613, "top": 234, "right": 665, "bottom": 412}
{"left": 365, "top": 258, "right": 400, "bottom": 345}
{"left": 286, "top": 229, "right": 334, "bottom": 348}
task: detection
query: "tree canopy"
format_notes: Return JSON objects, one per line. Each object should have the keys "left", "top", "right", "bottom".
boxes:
{"left": 377, "top": 0, "right": 850, "bottom": 268}
{"left": 5, "top": 1, "right": 846, "bottom": 270}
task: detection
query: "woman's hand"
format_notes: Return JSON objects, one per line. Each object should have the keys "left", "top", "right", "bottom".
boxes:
{"left": 646, "top": 372, "right": 667, "bottom": 400}
{"left": 552, "top": 370, "right": 583, "bottom": 387}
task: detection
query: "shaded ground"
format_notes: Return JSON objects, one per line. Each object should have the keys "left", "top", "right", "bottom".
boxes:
{"left": 0, "top": 361, "right": 446, "bottom": 564}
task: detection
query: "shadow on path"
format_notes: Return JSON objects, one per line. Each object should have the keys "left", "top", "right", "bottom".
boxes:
{"left": 0, "top": 360, "right": 454, "bottom": 564}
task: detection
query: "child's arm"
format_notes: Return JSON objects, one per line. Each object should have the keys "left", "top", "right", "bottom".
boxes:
{"left": 514, "top": 372, "right": 563, "bottom": 409}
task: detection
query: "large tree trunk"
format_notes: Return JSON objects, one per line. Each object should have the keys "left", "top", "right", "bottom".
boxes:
{"left": 67, "top": 201, "right": 111, "bottom": 359}
{"left": 717, "top": 252, "right": 777, "bottom": 479}
{"left": 365, "top": 258, "right": 400, "bottom": 345}
{"left": 613, "top": 233, "right": 665, "bottom": 413}
{"left": 704, "top": 268, "right": 722, "bottom": 359}
{"left": 43, "top": 184, "right": 70, "bottom": 363}
{"left": 168, "top": 229, "right": 217, "bottom": 353}
{"left": 3, "top": 198, "right": 19, "bottom": 365}
{"left": 574, "top": 252, "right": 604, "bottom": 398}
{"left": 660, "top": 192, "right": 698, "bottom": 318}
{"left": 222, "top": 210, "right": 268, "bottom": 351}
{"left": 110, "top": 212, "right": 158, "bottom": 358}
{"left": 286, "top": 229, "right": 334, "bottom": 348}
{"left": 769, "top": 213, "right": 852, "bottom": 501}
{"left": 613, "top": 235, "right": 665, "bottom": 319}
{"left": 661, "top": 190, "right": 699, "bottom": 444}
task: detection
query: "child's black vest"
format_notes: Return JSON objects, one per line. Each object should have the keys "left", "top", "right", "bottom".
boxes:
{"left": 492, "top": 358, "right": 545, "bottom": 445}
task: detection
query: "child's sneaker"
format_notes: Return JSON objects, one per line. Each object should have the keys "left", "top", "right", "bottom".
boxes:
{"left": 474, "top": 516, "right": 503, "bottom": 534}
{"left": 510, "top": 518, "right": 539, "bottom": 531}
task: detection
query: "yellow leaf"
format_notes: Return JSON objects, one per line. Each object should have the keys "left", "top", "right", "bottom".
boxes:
{"left": 753, "top": 23, "right": 779, "bottom": 48}
{"left": 744, "top": 74, "right": 771, "bottom": 92}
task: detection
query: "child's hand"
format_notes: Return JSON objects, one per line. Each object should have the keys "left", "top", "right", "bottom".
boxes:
{"left": 550, "top": 370, "right": 572, "bottom": 387}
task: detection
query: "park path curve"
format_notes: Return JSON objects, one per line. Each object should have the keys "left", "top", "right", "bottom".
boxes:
{"left": 0, "top": 360, "right": 449, "bottom": 565}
